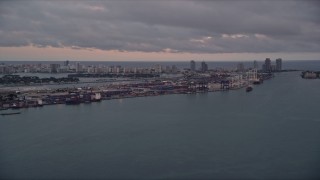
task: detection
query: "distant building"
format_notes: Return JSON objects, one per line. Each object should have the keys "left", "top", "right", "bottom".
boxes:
{"left": 172, "top": 65, "right": 178, "bottom": 73}
{"left": 201, "top": 61, "right": 208, "bottom": 72}
{"left": 264, "top": 58, "right": 272, "bottom": 72}
{"left": 262, "top": 64, "right": 266, "bottom": 72}
{"left": 165, "top": 66, "right": 171, "bottom": 73}
{"left": 50, "top": 64, "right": 60, "bottom": 73}
{"left": 0, "top": 65, "right": 4, "bottom": 74}
{"left": 154, "top": 64, "right": 162, "bottom": 73}
{"left": 253, "top": 60, "right": 258, "bottom": 69}
{"left": 87, "top": 66, "right": 95, "bottom": 73}
{"left": 190, "top": 60, "right": 196, "bottom": 71}
{"left": 237, "top": 63, "right": 245, "bottom": 72}
{"left": 276, "top": 58, "right": 282, "bottom": 71}
{"left": 116, "top": 65, "right": 122, "bottom": 74}
{"left": 64, "top": 60, "right": 69, "bottom": 66}
{"left": 76, "top": 62, "right": 82, "bottom": 73}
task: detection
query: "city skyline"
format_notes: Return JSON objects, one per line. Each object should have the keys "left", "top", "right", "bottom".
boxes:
{"left": 1, "top": 1, "right": 320, "bottom": 179}
{"left": 1, "top": 0, "right": 320, "bottom": 61}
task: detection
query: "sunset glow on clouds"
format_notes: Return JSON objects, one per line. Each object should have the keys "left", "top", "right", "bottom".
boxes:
{"left": 0, "top": 0, "right": 320, "bottom": 61}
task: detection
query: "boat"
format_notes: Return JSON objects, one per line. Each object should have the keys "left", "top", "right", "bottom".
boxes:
{"left": 253, "top": 78, "right": 263, "bottom": 84}
{"left": 65, "top": 96, "right": 81, "bottom": 105}
{"left": 37, "top": 99, "right": 44, "bottom": 107}
{"left": 253, "top": 80, "right": 261, "bottom": 85}
{"left": 246, "top": 86, "right": 253, "bottom": 92}
{"left": 91, "top": 93, "right": 102, "bottom": 102}
{"left": 1, "top": 112, "right": 21, "bottom": 116}
{"left": 11, "top": 103, "right": 22, "bottom": 109}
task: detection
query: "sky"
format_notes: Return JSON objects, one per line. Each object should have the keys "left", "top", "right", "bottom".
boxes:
{"left": 0, "top": 0, "right": 320, "bottom": 61}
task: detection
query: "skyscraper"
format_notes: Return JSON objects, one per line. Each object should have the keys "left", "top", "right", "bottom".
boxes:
{"left": 50, "top": 64, "right": 60, "bottom": 73}
{"left": 276, "top": 58, "right": 282, "bottom": 71}
{"left": 64, "top": 60, "right": 69, "bottom": 66}
{"left": 201, "top": 61, "right": 208, "bottom": 72}
{"left": 237, "top": 63, "right": 245, "bottom": 72}
{"left": 76, "top": 62, "right": 82, "bottom": 73}
{"left": 190, "top": 60, "right": 196, "bottom": 71}
{"left": 253, "top": 60, "right": 258, "bottom": 69}
{"left": 172, "top": 65, "right": 178, "bottom": 73}
{"left": 264, "top": 58, "right": 271, "bottom": 72}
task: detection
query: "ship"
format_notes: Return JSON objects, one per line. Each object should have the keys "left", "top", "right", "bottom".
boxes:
{"left": 91, "top": 93, "right": 102, "bottom": 102}
{"left": 252, "top": 78, "right": 263, "bottom": 85}
{"left": 11, "top": 103, "right": 22, "bottom": 109}
{"left": 65, "top": 96, "right": 80, "bottom": 105}
{"left": 246, "top": 86, "right": 253, "bottom": 92}
{"left": 37, "top": 99, "right": 44, "bottom": 107}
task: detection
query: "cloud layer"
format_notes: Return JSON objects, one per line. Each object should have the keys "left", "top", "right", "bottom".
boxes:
{"left": 1, "top": 0, "right": 319, "bottom": 54}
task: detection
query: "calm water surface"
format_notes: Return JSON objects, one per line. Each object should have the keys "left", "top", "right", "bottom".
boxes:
{"left": 1, "top": 72, "right": 320, "bottom": 179}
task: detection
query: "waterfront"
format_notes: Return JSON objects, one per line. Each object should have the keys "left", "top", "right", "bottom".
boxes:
{"left": 2, "top": 60, "right": 320, "bottom": 71}
{"left": 1, "top": 71, "right": 320, "bottom": 179}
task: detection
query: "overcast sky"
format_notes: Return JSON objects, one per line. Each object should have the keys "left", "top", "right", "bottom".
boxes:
{"left": 0, "top": 0, "right": 319, "bottom": 61}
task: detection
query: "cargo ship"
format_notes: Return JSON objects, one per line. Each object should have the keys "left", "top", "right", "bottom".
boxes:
{"left": 65, "top": 96, "right": 81, "bottom": 105}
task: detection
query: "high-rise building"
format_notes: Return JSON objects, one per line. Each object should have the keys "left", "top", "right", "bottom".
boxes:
{"left": 276, "top": 58, "right": 282, "bottom": 71}
{"left": 253, "top": 60, "right": 258, "bottom": 69}
{"left": 264, "top": 58, "right": 272, "bottom": 72}
{"left": 76, "top": 62, "right": 82, "bottom": 73}
{"left": 201, "top": 61, "right": 208, "bottom": 72}
{"left": 87, "top": 66, "right": 95, "bottom": 73}
{"left": 154, "top": 64, "right": 162, "bottom": 73}
{"left": 172, "top": 65, "right": 178, "bottom": 73}
{"left": 64, "top": 60, "right": 69, "bottom": 66}
{"left": 237, "top": 63, "right": 245, "bottom": 72}
{"left": 0, "top": 65, "right": 5, "bottom": 74}
{"left": 262, "top": 64, "right": 266, "bottom": 72}
{"left": 190, "top": 60, "right": 196, "bottom": 71}
{"left": 50, "top": 64, "right": 60, "bottom": 73}
{"left": 116, "top": 65, "right": 122, "bottom": 74}
{"left": 165, "top": 66, "right": 171, "bottom": 73}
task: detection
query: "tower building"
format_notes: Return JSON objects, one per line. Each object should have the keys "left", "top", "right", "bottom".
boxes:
{"left": 190, "top": 60, "right": 196, "bottom": 72}
{"left": 201, "top": 61, "right": 208, "bottom": 72}
{"left": 276, "top": 58, "right": 282, "bottom": 71}
{"left": 253, "top": 60, "right": 258, "bottom": 69}
{"left": 264, "top": 58, "right": 272, "bottom": 72}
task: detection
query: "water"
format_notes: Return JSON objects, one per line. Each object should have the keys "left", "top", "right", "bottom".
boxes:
{"left": 1, "top": 71, "right": 320, "bottom": 179}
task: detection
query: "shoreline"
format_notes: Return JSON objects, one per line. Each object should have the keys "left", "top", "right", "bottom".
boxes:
{"left": 0, "top": 87, "right": 245, "bottom": 112}
{"left": 0, "top": 70, "right": 275, "bottom": 110}
{"left": 0, "top": 82, "right": 252, "bottom": 110}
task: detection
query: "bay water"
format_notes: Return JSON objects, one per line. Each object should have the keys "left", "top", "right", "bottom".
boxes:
{"left": 1, "top": 71, "right": 320, "bottom": 179}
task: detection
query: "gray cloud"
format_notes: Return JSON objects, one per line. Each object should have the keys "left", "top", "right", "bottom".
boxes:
{"left": 0, "top": 0, "right": 319, "bottom": 53}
